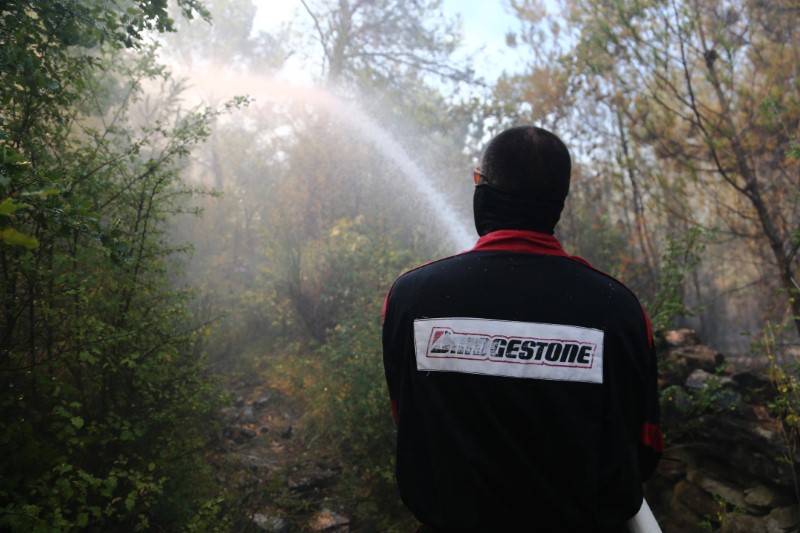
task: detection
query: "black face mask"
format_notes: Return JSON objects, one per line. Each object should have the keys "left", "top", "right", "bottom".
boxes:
{"left": 473, "top": 183, "right": 564, "bottom": 236}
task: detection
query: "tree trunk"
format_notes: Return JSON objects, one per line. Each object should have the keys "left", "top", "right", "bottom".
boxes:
{"left": 702, "top": 51, "right": 800, "bottom": 338}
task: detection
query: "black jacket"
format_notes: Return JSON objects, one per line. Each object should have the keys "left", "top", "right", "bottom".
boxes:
{"left": 382, "top": 229, "right": 662, "bottom": 531}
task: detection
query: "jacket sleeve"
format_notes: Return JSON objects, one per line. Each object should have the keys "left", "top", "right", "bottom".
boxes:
{"left": 637, "top": 309, "right": 663, "bottom": 481}
{"left": 382, "top": 285, "right": 400, "bottom": 425}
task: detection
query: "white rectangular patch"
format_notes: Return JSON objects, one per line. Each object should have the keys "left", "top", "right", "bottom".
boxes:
{"left": 414, "top": 318, "right": 604, "bottom": 384}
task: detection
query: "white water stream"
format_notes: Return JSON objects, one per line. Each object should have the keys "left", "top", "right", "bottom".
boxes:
{"left": 316, "top": 93, "right": 475, "bottom": 252}
{"left": 180, "top": 71, "right": 475, "bottom": 252}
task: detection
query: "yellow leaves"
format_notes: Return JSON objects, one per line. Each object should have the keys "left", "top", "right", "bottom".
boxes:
{"left": 1, "top": 227, "right": 38, "bottom": 249}
{"left": 0, "top": 197, "right": 29, "bottom": 216}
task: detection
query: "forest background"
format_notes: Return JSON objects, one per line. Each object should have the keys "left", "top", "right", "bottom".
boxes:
{"left": 1, "top": 0, "right": 798, "bottom": 531}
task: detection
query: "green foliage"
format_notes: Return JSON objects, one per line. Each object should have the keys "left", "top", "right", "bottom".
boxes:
{"left": 647, "top": 227, "right": 705, "bottom": 333}
{"left": 761, "top": 321, "right": 800, "bottom": 502}
{"left": 660, "top": 370, "right": 737, "bottom": 443}
{"left": 0, "top": 147, "right": 40, "bottom": 249}
{"left": 0, "top": 0, "right": 209, "bottom": 54}
{"left": 213, "top": 216, "right": 420, "bottom": 530}
{"left": 314, "top": 317, "right": 399, "bottom": 518}
{"left": 698, "top": 494, "right": 747, "bottom": 532}
{"left": 0, "top": 1, "right": 233, "bottom": 530}
{"left": 296, "top": 219, "right": 420, "bottom": 528}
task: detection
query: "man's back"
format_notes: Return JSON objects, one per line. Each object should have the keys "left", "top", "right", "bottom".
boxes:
{"left": 382, "top": 231, "right": 661, "bottom": 531}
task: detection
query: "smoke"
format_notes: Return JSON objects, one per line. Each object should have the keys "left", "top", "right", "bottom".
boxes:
{"left": 169, "top": 65, "right": 476, "bottom": 252}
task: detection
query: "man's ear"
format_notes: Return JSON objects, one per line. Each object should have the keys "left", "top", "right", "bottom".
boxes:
{"left": 473, "top": 166, "right": 483, "bottom": 185}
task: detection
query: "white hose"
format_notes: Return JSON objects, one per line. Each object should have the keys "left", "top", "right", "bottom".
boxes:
{"left": 626, "top": 498, "right": 661, "bottom": 533}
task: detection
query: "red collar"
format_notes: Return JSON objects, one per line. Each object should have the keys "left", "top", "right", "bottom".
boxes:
{"left": 468, "top": 230, "right": 593, "bottom": 268}
{"left": 470, "top": 229, "right": 568, "bottom": 256}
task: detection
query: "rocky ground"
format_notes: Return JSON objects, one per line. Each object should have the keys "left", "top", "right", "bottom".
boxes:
{"left": 211, "top": 376, "right": 355, "bottom": 533}
{"left": 649, "top": 329, "right": 800, "bottom": 533}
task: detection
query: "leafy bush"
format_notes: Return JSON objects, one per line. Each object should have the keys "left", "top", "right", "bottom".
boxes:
{"left": 659, "top": 371, "right": 738, "bottom": 443}
{"left": 0, "top": 2, "right": 232, "bottom": 530}
{"left": 648, "top": 227, "right": 705, "bottom": 333}
{"left": 762, "top": 322, "right": 800, "bottom": 503}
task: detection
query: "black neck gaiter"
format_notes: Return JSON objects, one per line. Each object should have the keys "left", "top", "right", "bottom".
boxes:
{"left": 473, "top": 183, "right": 564, "bottom": 236}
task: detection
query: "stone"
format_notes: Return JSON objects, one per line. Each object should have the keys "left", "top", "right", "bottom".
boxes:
{"left": 288, "top": 469, "right": 337, "bottom": 493}
{"left": 765, "top": 518, "right": 783, "bottom": 533}
{"left": 238, "top": 452, "right": 273, "bottom": 469}
{"left": 308, "top": 508, "right": 349, "bottom": 532}
{"left": 720, "top": 514, "right": 767, "bottom": 533}
{"left": 672, "top": 479, "right": 720, "bottom": 520}
{"left": 664, "top": 446, "right": 701, "bottom": 469}
{"left": 766, "top": 505, "right": 800, "bottom": 531}
{"left": 688, "top": 404, "right": 795, "bottom": 487}
{"left": 253, "top": 513, "right": 288, "bottom": 532}
{"left": 254, "top": 394, "right": 270, "bottom": 410}
{"left": 669, "top": 344, "right": 724, "bottom": 370}
{"left": 651, "top": 332, "right": 800, "bottom": 533}
{"left": 664, "top": 344, "right": 725, "bottom": 384}
{"left": 745, "top": 484, "right": 793, "bottom": 511}
{"left": 785, "top": 346, "right": 800, "bottom": 359}
{"left": 685, "top": 369, "right": 735, "bottom": 390}
{"left": 241, "top": 404, "right": 256, "bottom": 423}
{"left": 686, "top": 466, "right": 747, "bottom": 509}
{"left": 657, "top": 455, "right": 689, "bottom": 482}
{"left": 663, "top": 495, "right": 711, "bottom": 533}
{"left": 665, "top": 328, "right": 701, "bottom": 347}
{"left": 226, "top": 426, "right": 257, "bottom": 444}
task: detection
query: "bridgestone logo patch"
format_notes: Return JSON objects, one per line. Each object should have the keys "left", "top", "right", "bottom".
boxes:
{"left": 414, "top": 318, "right": 604, "bottom": 383}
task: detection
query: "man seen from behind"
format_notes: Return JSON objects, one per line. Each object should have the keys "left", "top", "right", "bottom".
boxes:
{"left": 382, "top": 126, "right": 662, "bottom": 532}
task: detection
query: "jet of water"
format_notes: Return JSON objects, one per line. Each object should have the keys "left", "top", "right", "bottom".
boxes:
{"left": 318, "top": 94, "right": 476, "bottom": 252}
{"left": 177, "top": 69, "right": 476, "bottom": 253}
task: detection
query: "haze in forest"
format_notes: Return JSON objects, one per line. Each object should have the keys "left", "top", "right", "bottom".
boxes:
{"left": 2, "top": 0, "right": 798, "bottom": 531}
{"left": 163, "top": 0, "right": 800, "bottom": 356}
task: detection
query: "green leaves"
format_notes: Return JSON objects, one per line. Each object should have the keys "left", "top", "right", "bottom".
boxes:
{"left": 0, "top": 146, "right": 44, "bottom": 248}
{"left": 0, "top": 197, "right": 38, "bottom": 248}
{"left": 647, "top": 227, "right": 705, "bottom": 332}
{"left": 791, "top": 229, "right": 800, "bottom": 248}
{"left": 1, "top": 0, "right": 226, "bottom": 530}
{"left": 0, "top": 197, "right": 29, "bottom": 215}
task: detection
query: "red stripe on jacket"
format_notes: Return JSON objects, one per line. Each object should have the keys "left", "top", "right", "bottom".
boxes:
{"left": 641, "top": 421, "right": 664, "bottom": 453}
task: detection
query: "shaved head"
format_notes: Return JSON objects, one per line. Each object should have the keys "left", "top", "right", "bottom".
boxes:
{"left": 480, "top": 126, "right": 571, "bottom": 202}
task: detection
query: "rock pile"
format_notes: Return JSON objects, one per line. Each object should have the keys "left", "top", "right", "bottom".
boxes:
{"left": 648, "top": 329, "right": 800, "bottom": 533}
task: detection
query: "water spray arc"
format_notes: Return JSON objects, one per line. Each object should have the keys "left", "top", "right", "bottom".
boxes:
{"left": 315, "top": 94, "right": 476, "bottom": 252}
{"left": 182, "top": 71, "right": 476, "bottom": 253}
